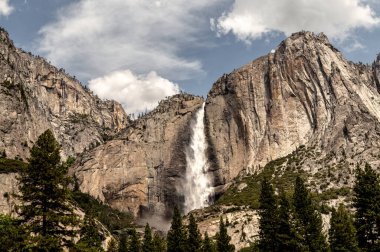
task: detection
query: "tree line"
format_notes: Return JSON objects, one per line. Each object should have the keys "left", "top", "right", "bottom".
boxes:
{"left": 0, "top": 130, "right": 379, "bottom": 251}
{"left": 0, "top": 130, "right": 234, "bottom": 251}
{"left": 256, "top": 164, "right": 380, "bottom": 252}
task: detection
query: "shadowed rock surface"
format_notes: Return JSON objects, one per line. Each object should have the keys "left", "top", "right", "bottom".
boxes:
{"left": 71, "top": 94, "right": 204, "bottom": 217}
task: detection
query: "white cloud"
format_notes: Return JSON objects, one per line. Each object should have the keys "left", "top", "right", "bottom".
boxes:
{"left": 37, "top": 0, "right": 219, "bottom": 81}
{"left": 211, "top": 0, "right": 380, "bottom": 43}
{"left": 0, "top": 0, "right": 13, "bottom": 16}
{"left": 88, "top": 69, "right": 179, "bottom": 116}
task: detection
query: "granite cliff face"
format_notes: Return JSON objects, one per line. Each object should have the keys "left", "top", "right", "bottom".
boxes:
{"left": 71, "top": 94, "right": 204, "bottom": 217}
{"left": 0, "top": 28, "right": 129, "bottom": 160}
{"left": 1, "top": 27, "right": 380, "bottom": 242}
{"left": 205, "top": 32, "right": 380, "bottom": 189}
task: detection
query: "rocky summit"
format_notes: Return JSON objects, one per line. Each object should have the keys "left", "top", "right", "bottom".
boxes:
{"left": 1, "top": 28, "right": 380, "bottom": 249}
{"left": 0, "top": 28, "right": 128, "bottom": 161}
{"left": 206, "top": 31, "right": 380, "bottom": 189}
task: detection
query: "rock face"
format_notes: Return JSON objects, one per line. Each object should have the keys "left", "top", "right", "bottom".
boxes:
{"left": 0, "top": 28, "right": 129, "bottom": 160}
{"left": 0, "top": 173, "right": 18, "bottom": 216}
{"left": 71, "top": 94, "right": 204, "bottom": 217}
{"left": 205, "top": 31, "right": 380, "bottom": 188}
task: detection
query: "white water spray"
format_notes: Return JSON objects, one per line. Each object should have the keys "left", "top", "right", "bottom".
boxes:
{"left": 184, "top": 103, "right": 213, "bottom": 213}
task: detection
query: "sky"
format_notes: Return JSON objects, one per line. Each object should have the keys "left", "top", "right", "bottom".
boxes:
{"left": 1, "top": 0, "right": 380, "bottom": 115}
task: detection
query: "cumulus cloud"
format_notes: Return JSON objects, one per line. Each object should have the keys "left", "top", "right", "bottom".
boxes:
{"left": 0, "top": 0, "right": 13, "bottom": 16}
{"left": 88, "top": 70, "right": 179, "bottom": 116}
{"left": 37, "top": 0, "right": 219, "bottom": 81}
{"left": 211, "top": 0, "right": 380, "bottom": 43}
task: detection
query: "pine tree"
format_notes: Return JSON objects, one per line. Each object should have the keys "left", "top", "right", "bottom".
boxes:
{"left": 142, "top": 223, "right": 154, "bottom": 252}
{"left": 353, "top": 163, "right": 380, "bottom": 250}
{"left": 329, "top": 204, "right": 359, "bottom": 252}
{"left": 76, "top": 216, "right": 104, "bottom": 251}
{"left": 167, "top": 206, "right": 186, "bottom": 252}
{"left": 17, "top": 129, "right": 78, "bottom": 250}
{"left": 258, "top": 177, "right": 279, "bottom": 251}
{"left": 118, "top": 234, "right": 128, "bottom": 252}
{"left": 187, "top": 213, "right": 202, "bottom": 251}
{"left": 293, "top": 176, "right": 328, "bottom": 252}
{"left": 129, "top": 228, "right": 141, "bottom": 252}
{"left": 152, "top": 232, "right": 166, "bottom": 252}
{"left": 0, "top": 214, "right": 26, "bottom": 251}
{"left": 277, "top": 190, "right": 301, "bottom": 251}
{"left": 202, "top": 232, "right": 215, "bottom": 252}
{"left": 216, "top": 217, "right": 234, "bottom": 252}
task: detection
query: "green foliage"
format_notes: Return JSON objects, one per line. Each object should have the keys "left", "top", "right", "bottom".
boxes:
{"left": 142, "top": 223, "right": 153, "bottom": 252}
{"left": 317, "top": 187, "right": 351, "bottom": 202}
{"left": 187, "top": 213, "right": 202, "bottom": 251}
{"left": 216, "top": 148, "right": 307, "bottom": 208}
{"left": 293, "top": 176, "right": 328, "bottom": 252}
{"left": 0, "top": 214, "right": 26, "bottom": 251}
{"left": 128, "top": 228, "right": 141, "bottom": 252}
{"left": 202, "top": 232, "right": 216, "bottom": 252}
{"left": 0, "top": 157, "right": 27, "bottom": 173}
{"left": 118, "top": 234, "right": 128, "bottom": 252}
{"left": 258, "top": 177, "right": 280, "bottom": 252}
{"left": 152, "top": 232, "right": 166, "bottom": 252}
{"left": 216, "top": 217, "right": 235, "bottom": 252}
{"left": 17, "top": 129, "right": 78, "bottom": 250}
{"left": 69, "top": 112, "right": 90, "bottom": 124}
{"left": 276, "top": 190, "right": 301, "bottom": 251}
{"left": 167, "top": 206, "right": 187, "bottom": 252}
{"left": 71, "top": 190, "right": 133, "bottom": 233}
{"left": 75, "top": 217, "right": 104, "bottom": 251}
{"left": 353, "top": 163, "right": 380, "bottom": 250}
{"left": 329, "top": 204, "right": 359, "bottom": 252}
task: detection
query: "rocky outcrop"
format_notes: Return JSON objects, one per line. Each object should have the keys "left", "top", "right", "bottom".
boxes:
{"left": 0, "top": 28, "right": 129, "bottom": 160}
{"left": 205, "top": 31, "right": 380, "bottom": 188}
{"left": 71, "top": 94, "right": 204, "bottom": 217}
{"left": 0, "top": 173, "right": 18, "bottom": 216}
{"left": 373, "top": 54, "right": 380, "bottom": 93}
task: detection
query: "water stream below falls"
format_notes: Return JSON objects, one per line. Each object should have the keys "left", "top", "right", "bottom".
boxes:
{"left": 184, "top": 103, "right": 213, "bottom": 214}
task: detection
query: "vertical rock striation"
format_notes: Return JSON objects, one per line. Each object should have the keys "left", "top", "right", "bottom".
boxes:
{"left": 205, "top": 31, "right": 380, "bottom": 188}
{"left": 0, "top": 28, "right": 129, "bottom": 160}
{"left": 71, "top": 94, "right": 204, "bottom": 217}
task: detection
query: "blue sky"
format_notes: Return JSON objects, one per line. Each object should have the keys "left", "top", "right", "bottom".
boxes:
{"left": 1, "top": 0, "right": 380, "bottom": 115}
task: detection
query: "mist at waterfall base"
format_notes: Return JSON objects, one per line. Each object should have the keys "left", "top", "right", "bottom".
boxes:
{"left": 184, "top": 103, "right": 213, "bottom": 214}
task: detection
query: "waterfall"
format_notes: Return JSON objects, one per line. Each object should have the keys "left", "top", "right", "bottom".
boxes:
{"left": 184, "top": 103, "right": 213, "bottom": 214}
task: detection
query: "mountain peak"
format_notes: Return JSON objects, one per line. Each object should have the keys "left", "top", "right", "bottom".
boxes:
{"left": 275, "top": 31, "right": 339, "bottom": 57}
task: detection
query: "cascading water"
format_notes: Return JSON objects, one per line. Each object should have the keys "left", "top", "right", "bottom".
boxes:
{"left": 184, "top": 103, "right": 213, "bottom": 214}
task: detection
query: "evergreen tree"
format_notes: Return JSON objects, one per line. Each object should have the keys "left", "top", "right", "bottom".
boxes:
{"left": 152, "top": 232, "right": 166, "bottom": 252}
{"left": 17, "top": 129, "right": 78, "bottom": 250}
{"left": 76, "top": 216, "right": 104, "bottom": 251}
{"left": 129, "top": 228, "right": 141, "bottom": 252}
{"left": 329, "top": 204, "right": 359, "bottom": 252}
{"left": 187, "top": 213, "right": 202, "bottom": 251}
{"left": 277, "top": 190, "right": 302, "bottom": 251}
{"left": 353, "top": 163, "right": 380, "bottom": 250}
{"left": 258, "top": 177, "right": 279, "bottom": 252}
{"left": 118, "top": 234, "right": 128, "bottom": 252}
{"left": 142, "top": 223, "right": 154, "bottom": 252}
{"left": 215, "top": 217, "right": 234, "bottom": 252}
{"left": 167, "top": 206, "right": 186, "bottom": 252}
{"left": 293, "top": 176, "right": 328, "bottom": 252}
{"left": 0, "top": 214, "right": 26, "bottom": 251}
{"left": 202, "top": 232, "right": 215, "bottom": 252}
